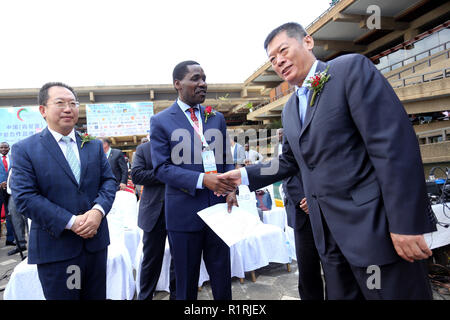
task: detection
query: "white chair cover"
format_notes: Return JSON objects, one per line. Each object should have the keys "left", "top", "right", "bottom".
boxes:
{"left": 4, "top": 243, "right": 136, "bottom": 300}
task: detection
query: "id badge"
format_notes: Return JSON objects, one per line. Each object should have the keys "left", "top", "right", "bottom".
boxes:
{"left": 202, "top": 150, "right": 217, "bottom": 174}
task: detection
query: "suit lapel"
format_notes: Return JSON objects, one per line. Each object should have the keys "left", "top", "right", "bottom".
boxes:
{"left": 301, "top": 60, "right": 328, "bottom": 137}
{"left": 76, "top": 133, "right": 89, "bottom": 186}
{"left": 170, "top": 102, "right": 195, "bottom": 135}
{"left": 40, "top": 128, "right": 79, "bottom": 186}
{"left": 285, "top": 94, "right": 302, "bottom": 138}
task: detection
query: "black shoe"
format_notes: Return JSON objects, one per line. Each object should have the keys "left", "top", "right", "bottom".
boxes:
{"left": 5, "top": 241, "right": 15, "bottom": 246}
{"left": 7, "top": 246, "right": 26, "bottom": 256}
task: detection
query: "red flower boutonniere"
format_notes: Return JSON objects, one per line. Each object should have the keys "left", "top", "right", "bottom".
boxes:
{"left": 305, "top": 66, "right": 330, "bottom": 107}
{"left": 204, "top": 105, "right": 216, "bottom": 123}
{"left": 80, "top": 132, "right": 96, "bottom": 148}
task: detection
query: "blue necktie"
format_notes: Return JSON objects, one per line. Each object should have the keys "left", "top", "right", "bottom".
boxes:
{"left": 297, "top": 87, "right": 308, "bottom": 126}
{"left": 61, "top": 136, "right": 80, "bottom": 184}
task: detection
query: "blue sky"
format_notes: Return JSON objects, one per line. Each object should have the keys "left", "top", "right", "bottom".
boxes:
{"left": 0, "top": 0, "right": 330, "bottom": 88}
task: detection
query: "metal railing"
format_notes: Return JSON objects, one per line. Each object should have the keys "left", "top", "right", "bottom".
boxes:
{"left": 417, "top": 127, "right": 450, "bottom": 145}
{"left": 390, "top": 67, "right": 450, "bottom": 88}
{"left": 381, "top": 41, "right": 450, "bottom": 76}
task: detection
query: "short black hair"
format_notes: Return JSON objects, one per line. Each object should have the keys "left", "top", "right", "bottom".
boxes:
{"left": 264, "top": 22, "right": 308, "bottom": 51}
{"left": 38, "top": 82, "right": 77, "bottom": 106}
{"left": 172, "top": 60, "right": 200, "bottom": 83}
{"left": 99, "top": 137, "right": 112, "bottom": 146}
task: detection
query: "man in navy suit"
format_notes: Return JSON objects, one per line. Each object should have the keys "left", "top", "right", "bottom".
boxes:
{"left": 11, "top": 82, "right": 116, "bottom": 300}
{"left": 131, "top": 140, "right": 176, "bottom": 300}
{"left": 100, "top": 137, "right": 128, "bottom": 191}
{"left": 150, "top": 61, "right": 237, "bottom": 300}
{"left": 219, "top": 23, "right": 436, "bottom": 299}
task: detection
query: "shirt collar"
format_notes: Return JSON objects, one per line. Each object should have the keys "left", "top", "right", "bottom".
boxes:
{"left": 177, "top": 98, "right": 199, "bottom": 113}
{"left": 48, "top": 127, "right": 77, "bottom": 143}
{"left": 296, "top": 60, "right": 318, "bottom": 92}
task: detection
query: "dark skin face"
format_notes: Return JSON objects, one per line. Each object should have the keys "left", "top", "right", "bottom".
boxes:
{"left": 174, "top": 64, "right": 207, "bottom": 107}
{"left": 0, "top": 143, "right": 9, "bottom": 156}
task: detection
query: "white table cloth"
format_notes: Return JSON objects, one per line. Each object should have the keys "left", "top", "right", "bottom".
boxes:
{"left": 135, "top": 238, "right": 211, "bottom": 294}
{"left": 5, "top": 190, "right": 139, "bottom": 300}
{"left": 4, "top": 242, "right": 135, "bottom": 300}
{"left": 262, "top": 207, "right": 287, "bottom": 230}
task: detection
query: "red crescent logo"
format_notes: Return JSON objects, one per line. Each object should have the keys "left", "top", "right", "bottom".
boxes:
{"left": 17, "top": 108, "right": 27, "bottom": 121}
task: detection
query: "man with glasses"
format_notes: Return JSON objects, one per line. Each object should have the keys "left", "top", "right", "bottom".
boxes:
{"left": 10, "top": 82, "right": 116, "bottom": 300}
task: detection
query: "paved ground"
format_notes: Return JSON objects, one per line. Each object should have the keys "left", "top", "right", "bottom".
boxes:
{"left": 0, "top": 230, "right": 448, "bottom": 300}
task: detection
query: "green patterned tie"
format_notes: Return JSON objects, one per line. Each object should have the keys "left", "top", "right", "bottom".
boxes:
{"left": 61, "top": 136, "right": 80, "bottom": 184}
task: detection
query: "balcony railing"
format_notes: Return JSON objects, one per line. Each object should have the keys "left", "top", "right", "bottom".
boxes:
{"left": 417, "top": 127, "right": 450, "bottom": 145}
{"left": 382, "top": 41, "right": 450, "bottom": 77}
{"left": 390, "top": 67, "right": 450, "bottom": 88}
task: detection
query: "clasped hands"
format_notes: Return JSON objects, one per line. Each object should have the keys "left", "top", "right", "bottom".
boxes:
{"left": 70, "top": 209, "right": 103, "bottom": 239}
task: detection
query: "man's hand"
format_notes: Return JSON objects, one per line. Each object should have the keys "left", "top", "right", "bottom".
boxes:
{"left": 226, "top": 191, "right": 239, "bottom": 213}
{"left": 299, "top": 197, "right": 308, "bottom": 214}
{"left": 0, "top": 181, "right": 6, "bottom": 190}
{"left": 203, "top": 173, "right": 236, "bottom": 196}
{"left": 390, "top": 233, "right": 432, "bottom": 263}
{"left": 119, "top": 183, "right": 127, "bottom": 191}
{"left": 216, "top": 169, "right": 242, "bottom": 196}
{"left": 72, "top": 209, "right": 103, "bottom": 239}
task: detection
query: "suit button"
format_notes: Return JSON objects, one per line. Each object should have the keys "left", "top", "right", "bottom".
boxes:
{"left": 311, "top": 194, "right": 317, "bottom": 199}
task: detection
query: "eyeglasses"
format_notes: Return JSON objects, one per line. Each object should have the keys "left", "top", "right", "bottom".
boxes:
{"left": 48, "top": 100, "right": 80, "bottom": 109}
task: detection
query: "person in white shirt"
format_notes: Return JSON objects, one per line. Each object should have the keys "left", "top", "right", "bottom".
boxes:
{"left": 244, "top": 143, "right": 264, "bottom": 164}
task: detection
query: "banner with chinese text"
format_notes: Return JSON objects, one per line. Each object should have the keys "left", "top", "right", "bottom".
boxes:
{"left": 0, "top": 106, "right": 47, "bottom": 145}
{"left": 86, "top": 102, "right": 153, "bottom": 137}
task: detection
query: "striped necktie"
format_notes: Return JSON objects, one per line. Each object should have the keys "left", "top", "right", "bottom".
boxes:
{"left": 61, "top": 136, "right": 80, "bottom": 184}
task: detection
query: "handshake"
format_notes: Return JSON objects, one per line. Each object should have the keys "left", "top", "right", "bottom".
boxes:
{"left": 202, "top": 169, "right": 243, "bottom": 196}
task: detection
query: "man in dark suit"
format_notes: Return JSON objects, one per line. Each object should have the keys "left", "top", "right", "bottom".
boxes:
{"left": 219, "top": 23, "right": 436, "bottom": 299}
{"left": 150, "top": 60, "right": 237, "bottom": 300}
{"left": 131, "top": 140, "right": 176, "bottom": 300}
{"left": 0, "top": 141, "right": 15, "bottom": 246}
{"left": 100, "top": 137, "right": 128, "bottom": 191}
{"left": 11, "top": 82, "right": 116, "bottom": 300}
{"left": 278, "top": 129, "right": 324, "bottom": 300}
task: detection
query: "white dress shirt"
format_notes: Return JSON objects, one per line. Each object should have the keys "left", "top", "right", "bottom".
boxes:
{"left": 177, "top": 98, "right": 205, "bottom": 189}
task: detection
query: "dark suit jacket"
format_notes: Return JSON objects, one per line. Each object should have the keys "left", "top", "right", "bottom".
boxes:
{"left": 10, "top": 127, "right": 117, "bottom": 264}
{"left": 283, "top": 173, "right": 308, "bottom": 230}
{"left": 150, "top": 102, "right": 234, "bottom": 232}
{"left": 131, "top": 141, "right": 165, "bottom": 233}
{"left": 108, "top": 148, "right": 128, "bottom": 186}
{"left": 246, "top": 54, "right": 436, "bottom": 267}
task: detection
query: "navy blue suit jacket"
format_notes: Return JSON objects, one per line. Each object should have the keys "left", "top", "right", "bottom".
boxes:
{"left": 10, "top": 127, "right": 117, "bottom": 264}
{"left": 246, "top": 54, "right": 436, "bottom": 267}
{"left": 283, "top": 172, "right": 308, "bottom": 230}
{"left": 131, "top": 141, "right": 165, "bottom": 233}
{"left": 108, "top": 148, "right": 128, "bottom": 187}
{"left": 150, "top": 102, "right": 234, "bottom": 232}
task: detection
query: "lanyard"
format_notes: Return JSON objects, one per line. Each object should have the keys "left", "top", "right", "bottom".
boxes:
{"left": 182, "top": 107, "right": 209, "bottom": 149}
